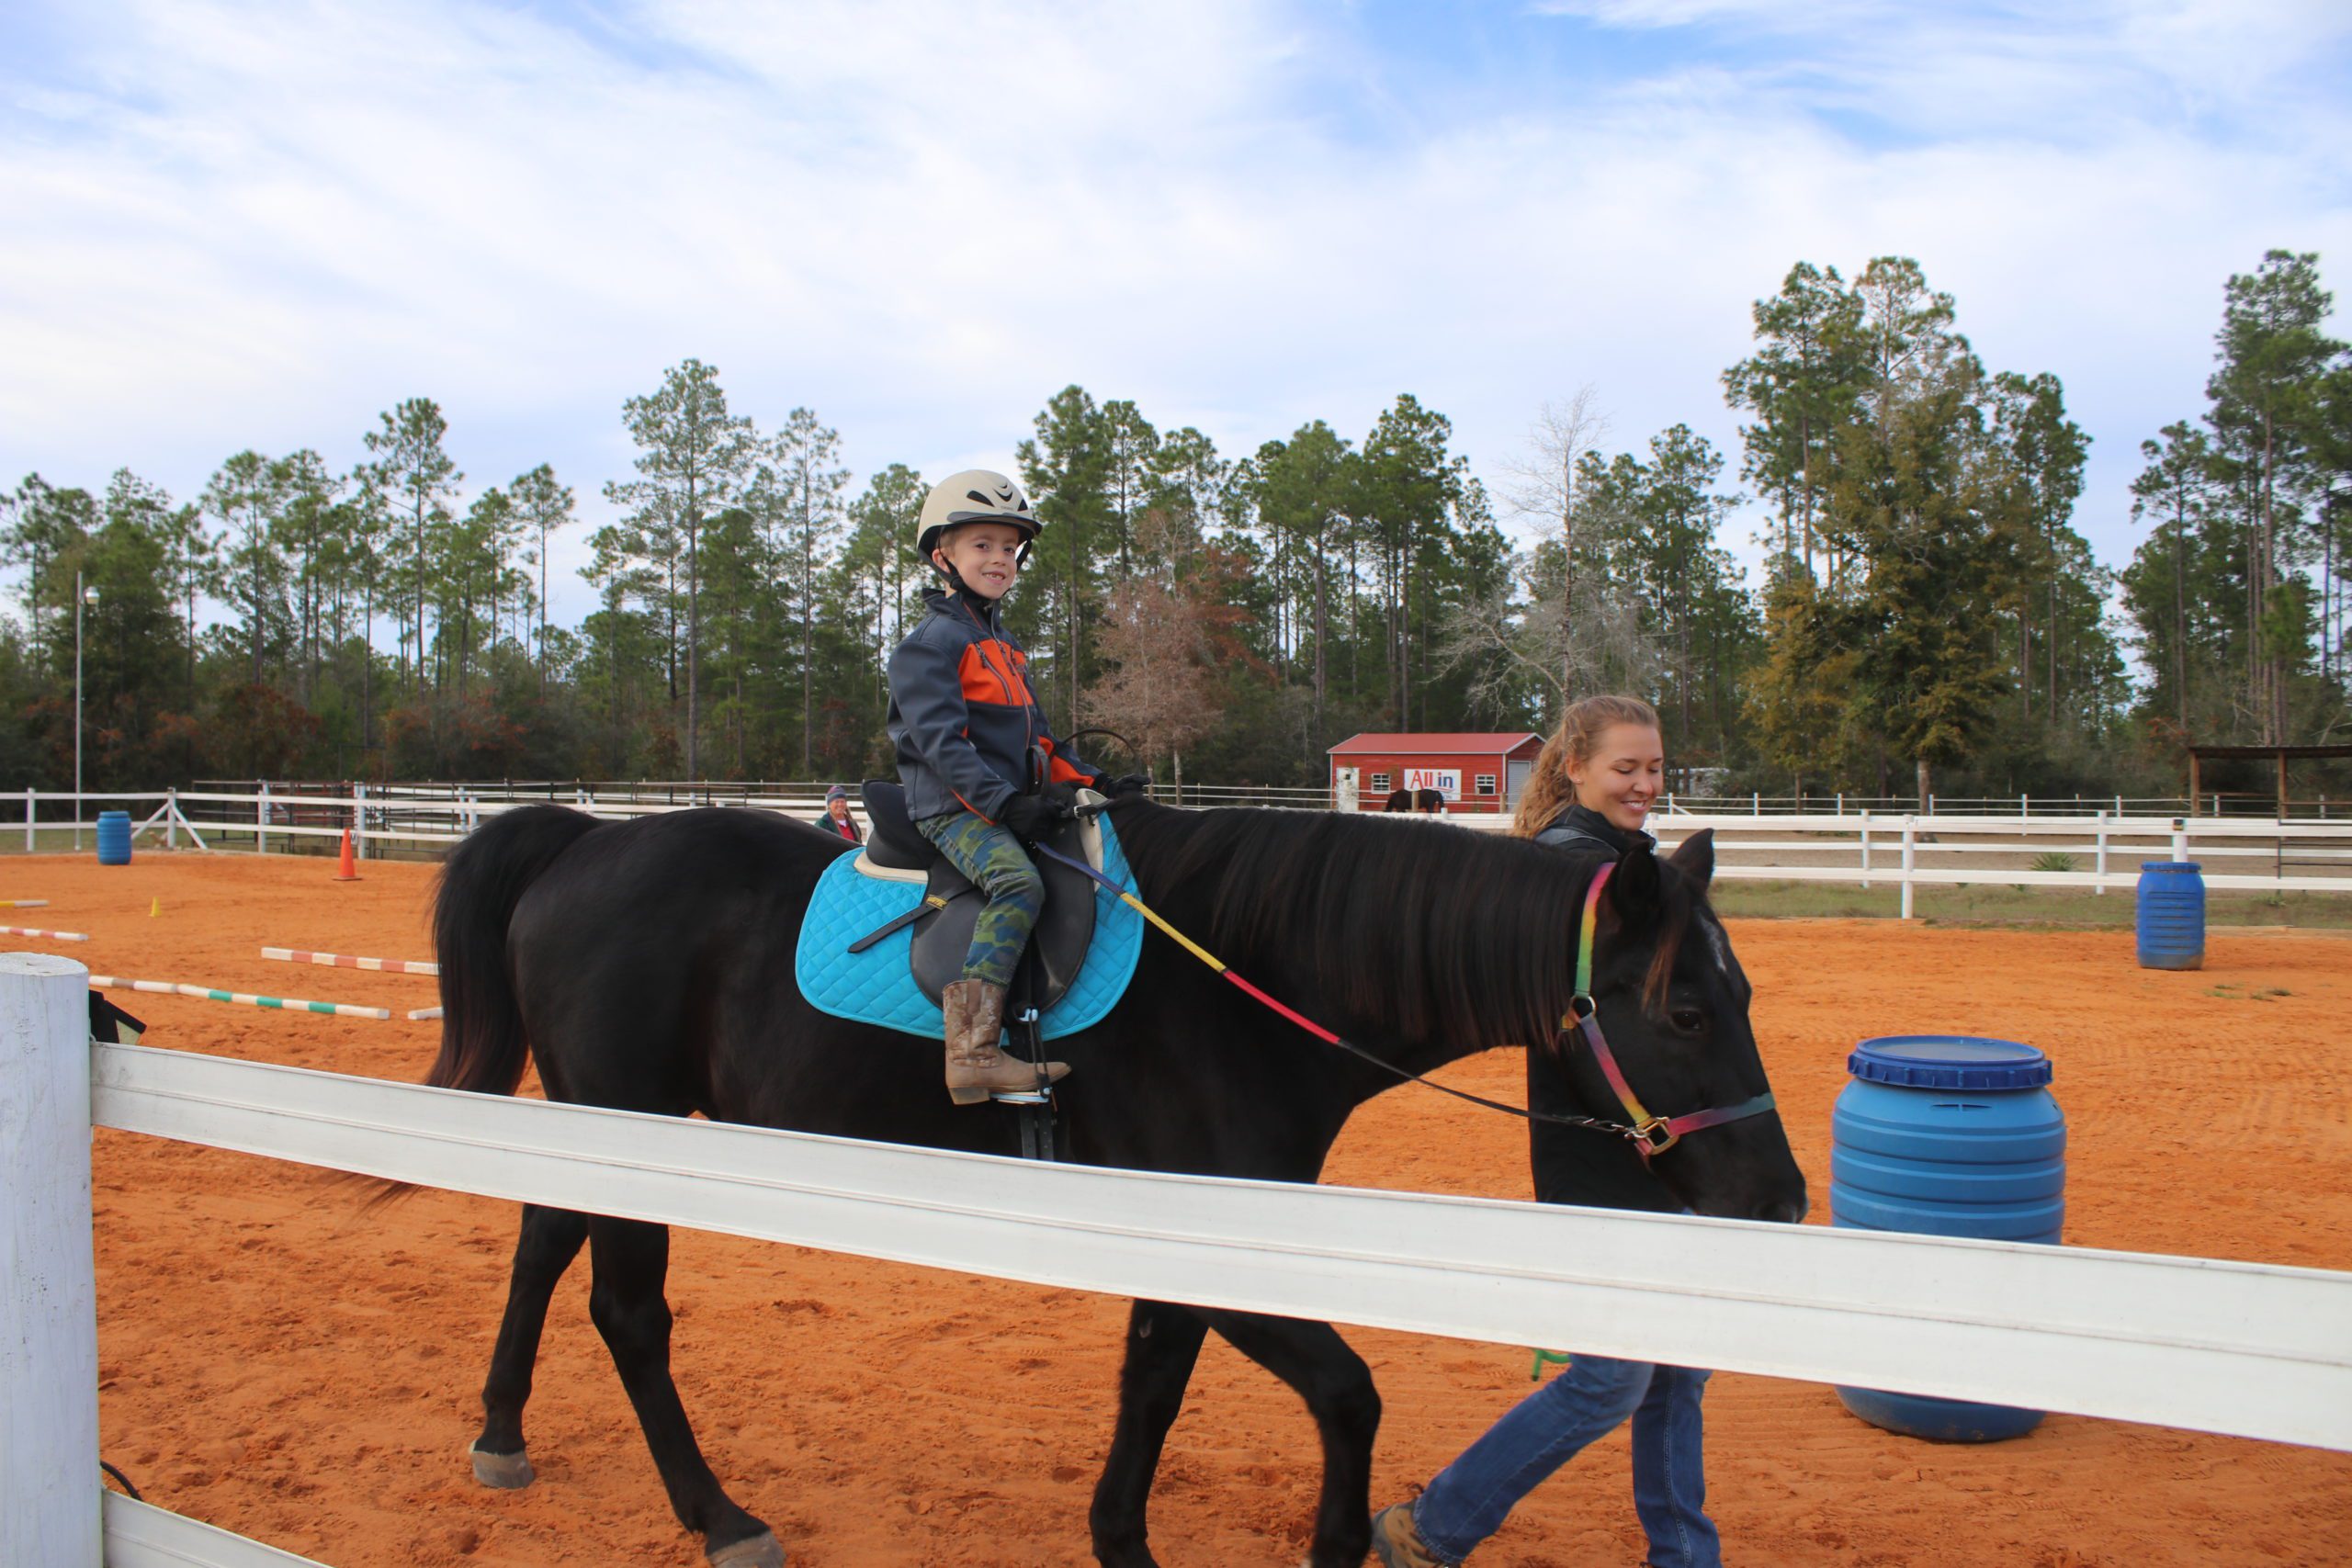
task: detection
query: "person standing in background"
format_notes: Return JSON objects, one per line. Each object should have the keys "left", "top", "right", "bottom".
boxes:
{"left": 815, "top": 784, "right": 863, "bottom": 844}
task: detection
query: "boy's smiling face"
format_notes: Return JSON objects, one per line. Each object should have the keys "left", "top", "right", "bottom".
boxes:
{"left": 933, "top": 522, "right": 1024, "bottom": 600}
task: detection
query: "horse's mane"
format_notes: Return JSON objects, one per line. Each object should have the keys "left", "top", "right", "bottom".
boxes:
{"left": 1113, "top": 805, "right": 1695, "bottom": 1054}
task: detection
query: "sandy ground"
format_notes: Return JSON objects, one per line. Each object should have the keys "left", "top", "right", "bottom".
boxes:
{"left": 19, "top": 849, "right": 2347, "bottom": 1566}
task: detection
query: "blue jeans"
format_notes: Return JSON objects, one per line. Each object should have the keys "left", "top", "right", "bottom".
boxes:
{"left": 1410, "top": 1356, "right": 1717, "bottom": 1567}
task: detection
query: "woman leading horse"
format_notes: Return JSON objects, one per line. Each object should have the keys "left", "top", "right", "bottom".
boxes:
{"left": 424, "top": 796, "right": 1805, "bottom": 1567}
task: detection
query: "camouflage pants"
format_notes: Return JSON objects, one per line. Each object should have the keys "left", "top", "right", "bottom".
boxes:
{"left": 915, "top": 808, "right": 1044, "bottom": 990}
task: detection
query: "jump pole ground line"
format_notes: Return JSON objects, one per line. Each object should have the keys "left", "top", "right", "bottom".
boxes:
{"left": 261, "top": 947, "right": 438, "bottom": 976}
{"left": 87, "top": 975, "right": 392, "bottom": 1021}
{"left": 0, "top": 924, "right": 88, "bottom": 942}
{"left": 2, "top": 898, "right": 49, "bottom": 908}
{"left": 407, "top": 1006, "right": 443, "bottom": 1021}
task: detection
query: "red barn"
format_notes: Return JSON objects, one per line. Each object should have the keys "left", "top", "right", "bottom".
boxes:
{"left": 1327, "top": 732, "right": 1544, "bottom": 813}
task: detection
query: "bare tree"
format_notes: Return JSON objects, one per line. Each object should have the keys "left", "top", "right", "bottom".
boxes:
{"left": 1498, "top": 386, "right": 1611, "bottom": 702}
{"left": 1435, "top": 547, "right": 1667, "bottom": 721}
{"left": 1080, "top": 510, "right": 1223, "bottom": 799}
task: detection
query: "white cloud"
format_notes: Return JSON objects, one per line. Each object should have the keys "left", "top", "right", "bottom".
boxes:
{"left": 0, "top": 0, "right": 2345, "bottom": 632}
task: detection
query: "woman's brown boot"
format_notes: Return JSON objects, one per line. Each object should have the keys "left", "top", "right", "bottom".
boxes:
{"left": 1370, "top": 1503, "right": 1448, "bottom": 1568}
{"left": 942, "top": 978, "right": 1071, "bottom": 1105}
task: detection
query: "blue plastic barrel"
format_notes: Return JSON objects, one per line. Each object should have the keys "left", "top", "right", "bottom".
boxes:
{"left": 1831, "top": 1034, "right": 2065, "bottom": 1441}
{"left": 2135, "top": 862, "right": 2205, "bottom": 971}
{"left": 96, "top": 808, "right": 131, "bottom": 865}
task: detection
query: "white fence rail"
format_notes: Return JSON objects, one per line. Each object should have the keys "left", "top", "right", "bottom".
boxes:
{"left": 1444, "top": 811, "right": 2352, "bottom": 907}
{"left": 82, "top": 1039, "right": 2352, "bottom": 1450}
{"left": 4, "top": 961, "right": 2350, "bottom": 1563}
{"left": 16, "top": 790, "right": 2352, "bottom": 917}
{"left": 103, "top": 1492, "right": 326, "bottom": 1568}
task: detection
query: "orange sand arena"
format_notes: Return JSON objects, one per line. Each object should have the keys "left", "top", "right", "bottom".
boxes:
{"left": 31, "top": 850, "right": 2351, "bottom": 1565}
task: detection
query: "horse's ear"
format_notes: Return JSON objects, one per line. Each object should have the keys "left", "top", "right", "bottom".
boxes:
{"left": 1668, "top": 828, "right": 1714, "bottom": 894}
{"left": 1603, "top": 840, "right": 1664, "bottom": 928}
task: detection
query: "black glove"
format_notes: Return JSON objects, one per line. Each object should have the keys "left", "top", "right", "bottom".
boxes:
{"left": 1001, "top": 788, "right": 1075, "bottom": 842}
{"left": 1094, "top": 773, "right": 1152, "bottom": 798}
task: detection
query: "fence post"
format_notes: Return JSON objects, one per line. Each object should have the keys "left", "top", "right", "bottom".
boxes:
{"left": 2095, "top": 811, "right": 2109, "bottom": 895}
{"left": 165, "top": 785, "right": 177, "bottom": 850}
{"left": 257, "top": 780, "right": 269, "bottom": 855}
{"left": 1859, "top": 811, "right": 1871, "bottom": 890}
{"left": 2020, "top": 793, "right": 2029, "bottom": 818}
{"left": 356, "top": 781, "right": 368, "bottom": 861}
{"left": 2173, "top": 818, "right": 2188, "bottom": 863}
{"left": 1900, "top": 817, "right": 1917, "bottom": 920}
{"left": 1752, "top": 792, "right": 1759, "bottom": 816}
{"left": 23, "top": 786, "right": 32, "bottom": 853}
{"left": 0, "top": 952, "right": 103, "bottom": 1567}
{"left": 1837, "top": 792, "right": 1844, "bottom": 815}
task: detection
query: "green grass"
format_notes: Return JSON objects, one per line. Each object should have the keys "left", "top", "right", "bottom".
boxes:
{"left": 1709, "top": 879, "right": 2352, "bottom": 930}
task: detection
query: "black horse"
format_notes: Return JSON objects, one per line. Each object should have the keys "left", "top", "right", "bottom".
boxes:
{"left": 424, "top": 800, "right": 1805, "bottom": 1568}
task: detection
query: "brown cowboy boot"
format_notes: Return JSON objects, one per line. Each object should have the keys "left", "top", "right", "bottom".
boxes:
{"left": 942, "top": 978, "right": 1072, "bottom": 1105}
{"left": 1369, "top": 1503, "right": 1449, "bottom": 1568}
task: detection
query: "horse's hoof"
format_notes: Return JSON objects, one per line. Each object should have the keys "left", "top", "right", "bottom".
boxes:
{"left": 707, "top": 1530, "right": 785, "bottom": 1568}
{"left": 469, "top": 1444, "right": 535, "bottom": 1489}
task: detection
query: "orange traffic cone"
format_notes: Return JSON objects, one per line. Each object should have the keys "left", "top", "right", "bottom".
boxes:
{"left": 334, "top": 829, "right": 360, "bottom": 882}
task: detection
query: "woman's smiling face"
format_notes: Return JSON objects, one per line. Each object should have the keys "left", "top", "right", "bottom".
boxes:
{"left": 1568, "top": 722, "right": 1664, "bottom": 832}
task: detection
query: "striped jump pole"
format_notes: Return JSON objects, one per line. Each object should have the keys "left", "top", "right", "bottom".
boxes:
{"left": 86, "top": 975, "right": 391, "bottom": 1021}
{"left": 0, "top": 925, "right": 88, "bottom": 942}
{"left": 406, "top": 1006, "right": 443, "bottom": 1021}
{"left": 261, "top": 947, "right": 438, "bottom": 976}
{"left": 2, "top": 898, "right": 49, "bottom": 908}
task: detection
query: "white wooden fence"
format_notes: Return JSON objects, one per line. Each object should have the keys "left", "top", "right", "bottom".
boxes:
{"left": 20, "top": 787, "right": 2352, "bottom": 917}
{"left": 5, "top": 955, "right": 2350, "bottom": 1565}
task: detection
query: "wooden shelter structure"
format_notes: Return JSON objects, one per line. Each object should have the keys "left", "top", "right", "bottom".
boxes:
{"left": 2185, "top": 743, "right": 2352, "bottom": 818}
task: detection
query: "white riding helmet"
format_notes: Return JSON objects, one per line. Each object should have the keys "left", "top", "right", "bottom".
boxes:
{"left": 916, "top": 469, "right": 1041, "bottom": 560}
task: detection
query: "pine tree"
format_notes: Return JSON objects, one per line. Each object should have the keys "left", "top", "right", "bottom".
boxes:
{"left": 1723, "top": 263, "right": 1866, "bottom": 577}
{"left": 606, "top": 360, "right": 752, "bottom": 780}
{"left": 360, "top": 399, "right": 461, "bottom": 694}
{"left": 509, "top": 464, "right": 576, "bottom": 693}
{"left": 1018, "top": 387, "right": 1115, "bottom": 730}
{"left": 770, "top": 409, "right": 847, "bottom": 773}
{"left": 2206, "top": 251, "right": 2340, "bottom": 740}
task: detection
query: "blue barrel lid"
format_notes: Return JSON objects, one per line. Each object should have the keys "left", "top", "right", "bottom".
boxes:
{"left": 1848, "top": 1034, "right": 2052, "bottom": 1090}
{"left": 2139, "top": 861, "right": 2201, "bottom": 873}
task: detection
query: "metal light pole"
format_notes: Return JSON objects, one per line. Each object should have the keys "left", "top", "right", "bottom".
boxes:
{"left": 74, "top": 574, "right": 97, "bottom": 851}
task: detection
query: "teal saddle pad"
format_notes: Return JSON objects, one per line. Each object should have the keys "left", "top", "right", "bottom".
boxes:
{"left": 793, "top": 817, "right": 1145, "bottom": 1041}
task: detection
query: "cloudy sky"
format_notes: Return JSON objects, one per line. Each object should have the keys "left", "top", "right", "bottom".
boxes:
{"left": 4, "top": 0, "right": 2347, "bottom": 629}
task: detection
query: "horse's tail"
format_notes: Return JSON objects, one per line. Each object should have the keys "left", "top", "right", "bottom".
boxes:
{"left": 425, "top": 804, "right": 601, "bottom": 1097}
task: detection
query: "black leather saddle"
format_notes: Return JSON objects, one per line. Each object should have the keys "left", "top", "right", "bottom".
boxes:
{"left": 856, "top": 780, "right": 1098, "bottom": 1012}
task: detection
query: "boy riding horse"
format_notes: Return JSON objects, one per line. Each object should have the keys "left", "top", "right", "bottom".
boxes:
{"left": 885, "top": 468, "right": 1146, "bottom": 1103}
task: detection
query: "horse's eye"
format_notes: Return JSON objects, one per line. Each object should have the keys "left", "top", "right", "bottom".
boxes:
{"left": 1668, "top": 1007, "right": 1705, "bottom": 1034}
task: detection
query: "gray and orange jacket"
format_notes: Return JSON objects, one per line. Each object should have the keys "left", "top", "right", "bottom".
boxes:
{"left": 887, "top": 587, "right": 1100, "bottom": 824}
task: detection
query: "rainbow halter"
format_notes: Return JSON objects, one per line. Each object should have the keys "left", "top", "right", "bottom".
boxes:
{"left": 1029, "top": 831, "right": 1778, "bottom": 1156}
{"left": 1564, "top": 862, "right": 1779, "bottom": 1156}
